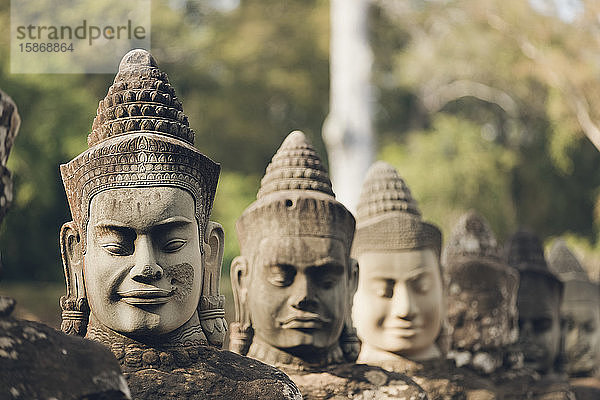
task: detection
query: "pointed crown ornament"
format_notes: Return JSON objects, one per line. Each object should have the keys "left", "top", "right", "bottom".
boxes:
{"left": 236, "top": 130, "right": 355, "bottom": 255}
{"left": 351, "top": 161, "right": 441, "bottom": 257}
{"left": 548, "top": 239, "right": 597, "bottom": 303}
{"left": 60, "top": 49, "right": 220, "bottom": 248}
{"left": 59, "top": 50, "right": 225, "bottom": 346}
{"left": 548, "top": 239, "right": 590, "bottom": 282}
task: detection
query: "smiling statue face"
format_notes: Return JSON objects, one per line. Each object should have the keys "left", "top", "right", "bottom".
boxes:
{"left": 353, "top": 249, "right": 443, "bottom": 360}
{"left": 517, "top": 273, "right": 562, "bottom": 373}
{"left": 248, "top": 236, "right": 348, "bottom": 352}
{"left": 84, "top": 186, "right": 202, "bottom": 337}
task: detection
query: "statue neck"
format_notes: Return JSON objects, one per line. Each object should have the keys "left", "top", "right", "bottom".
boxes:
{"left": 358, "top": 342, "right": 441, "bottom": 364}
{"left": 87, "top": 310, "right": 207, "bottom": 349}
{"left": 86, "top": 311, "right": 208, "bottom": 372}
{"left": 248, "top": 337, "right": 345, "bottom": 371}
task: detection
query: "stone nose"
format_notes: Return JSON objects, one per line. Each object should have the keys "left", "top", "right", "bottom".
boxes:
{"left": 392, "top": 282, "right": 417, "bottom": 320}
{"left": 290, "top": 273, "right": 319, "bottom": 312}
{"left": 129, "top": 236, "right": 163, "bottom": 283}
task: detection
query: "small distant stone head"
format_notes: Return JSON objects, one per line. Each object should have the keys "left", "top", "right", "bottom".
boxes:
{"left": 230, "top": 131, "right": 359, "bottom": 365}
{"left": 351, "top": 161, "right": 445, "bottom": 362}
{"left": 549, "top": 239, "right": 600, "bottom": 377}
{"left": 59, "top": 49, "right": 226, "bottom": 346}
{"left": 506, "top": 230, "right": 563, "bottom": 374}
{"left": 443, "top": 212, "right": 519, "bottom": 359}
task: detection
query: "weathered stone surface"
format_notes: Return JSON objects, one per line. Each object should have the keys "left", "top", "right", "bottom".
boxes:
{"left": 231, "top": 132, "right": 429, "bottom": 399}
{"left": 505, "top": 230, "right": 575, "bottom": 399}
{"left": 0, "top": 296, "right": 131, "bottom": 400}
{"left": 568, "top": 376, "right": 600, "bottom": 400}
{"left": 505, "top": 231, "right": 564, "bottom": 375}
{"left": 58, "top": 49, "right": 299, "bottom": 399}
{"left": 548, "top": 240, "right": 600, "bottom": 378}
{"left": 443, "top": 211, "right": 519, "bottom": 375}
{"left": 283, "top": 363, "right": 428, "bottom": 400}
{"left": 0, "top": 89, "right": 19, "bottom": 226}
{"left": 370, "top": 357, "right": 499, "bottom": 400}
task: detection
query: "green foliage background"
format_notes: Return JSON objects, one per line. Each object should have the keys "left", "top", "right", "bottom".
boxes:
{"left": 1, "top": 0, "right": 600, "bottom": 292}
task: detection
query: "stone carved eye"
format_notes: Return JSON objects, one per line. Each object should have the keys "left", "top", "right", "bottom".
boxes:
{"left": 268, "top": 264, "right": 296, "bottom": 287}
{"left": 163, "top": 239, "right": 187, "bottom": 253}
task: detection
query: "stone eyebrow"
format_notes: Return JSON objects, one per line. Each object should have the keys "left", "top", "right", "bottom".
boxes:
{"left": 153, "top": 216, "right": 193, "bottom": 229}
{"left": 93, "top": 220, "right": 132, "bottom": 234}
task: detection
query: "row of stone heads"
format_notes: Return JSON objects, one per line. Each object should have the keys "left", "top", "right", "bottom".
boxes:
{"left": 1, "top": 49, "right": 597, "bottom": 400}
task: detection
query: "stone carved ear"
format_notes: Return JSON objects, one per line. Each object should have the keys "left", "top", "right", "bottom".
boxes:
{"left": 340, "top": 257, "right": 360, "bottom": 362}
{"left": 229, "top": 255, "right": 253, "bottom": 355}
{"left": 59, "top": 221, "right": 89, "bottom": 336}
{"left": 348, "top": 257, "right": 359, "bottom": 297}
{"left": 198, "top": 221, "right": 227, "bottom": 348}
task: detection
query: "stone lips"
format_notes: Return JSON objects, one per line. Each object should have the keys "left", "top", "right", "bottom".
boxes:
{"left": 61, "top": 133, "right": 220, "bottom": 249}
{"left": 237, "top": 130, "right": 354, "bottom": 255}
{"left": 352, "top": 161, "right": 441, "bottom": 257}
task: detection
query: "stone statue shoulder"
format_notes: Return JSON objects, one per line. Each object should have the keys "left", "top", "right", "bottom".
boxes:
{"left": 490, "top": 367, "right": 575, "bottom": 400}
{"left": 120, "top": 343, "right": 301, "bottom": 400}
{"left": 281, "top": 362, "right": 428, "bottom": 400}
{"left": 374, "top": 357, "right": 499, "bottom": 400}
{"left": 569, "top": 377, "right": 600, "bottom": 400}
{"left": 0, "top": 296, "right": 130, "bottom": 400}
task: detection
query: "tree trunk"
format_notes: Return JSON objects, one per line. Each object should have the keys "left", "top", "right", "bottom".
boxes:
{"left": 323, "top": 0, "right": 374, "bottom": 213}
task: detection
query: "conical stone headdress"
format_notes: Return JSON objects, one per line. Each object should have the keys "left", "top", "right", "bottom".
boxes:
{"left": 60, "top": 49, "right": 220, "bottom": 247}
{"left": 351, "top": 161, "right": 441, "bottom": 257}
{"left": 548, "top": 239, "right": 597, "bottom": 303}
{"left": 505, "top": 230, "right": 561, "bottom": 285}
{"left": 236, "top": 130, "right": 355, "bottom": 254}
{"left": 442, "top": 210, "right": 507, "bottom": 271}
{"left": 548, "top": 239, "right": 590, "bottom": 282}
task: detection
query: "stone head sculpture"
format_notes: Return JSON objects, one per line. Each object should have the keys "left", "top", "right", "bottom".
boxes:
{"left": 0, "top": 90, "right": 20, "bottom": 277}
{"left": 549, "top": 240, "right": 600, "bottom": 377}
{"left": 443, "top": 211, "right": 519, "bottom": 374}
{"left": 59, "top": 49, "right": 226, "bottom": 347}
{"left": 351, "top": 161, "right": 444, "bottom": 362}
{"left": 230, "top": 130, "right": 359, "bottom": 367}
{"left": 0, "top": 91, "right": 19, "bottom": 224}
{"left": 506, "top": 230, "right": 563, "bottom": 374}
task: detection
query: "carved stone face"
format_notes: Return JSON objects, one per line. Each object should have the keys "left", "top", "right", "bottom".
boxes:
{"left": 84, "top": 186, "right": 202, "bottom": 337}
{"left": 517, "top": 273, "right": 562, "bottom": 373}
{"left": 247, "top": 236, "right": 350, "bottom": 351}
{"left": 446, "top": 262, "right": 518, "bottom": 352}
{"left": 353, "top": 248, "right": 443, "bottom": 360}
{"left": 562, "top": 281, "right": 600, "bottom": 376}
